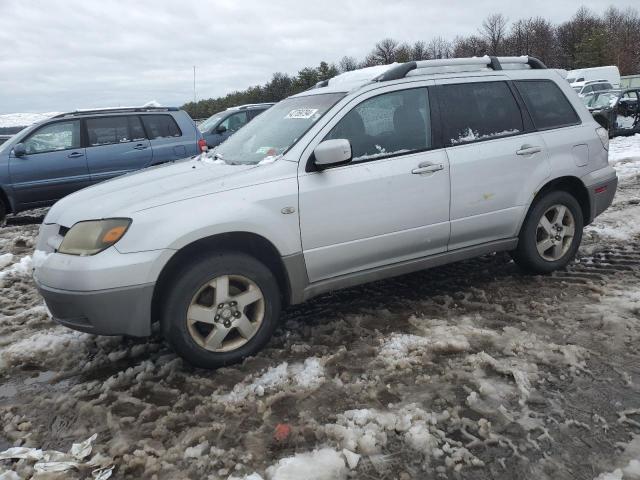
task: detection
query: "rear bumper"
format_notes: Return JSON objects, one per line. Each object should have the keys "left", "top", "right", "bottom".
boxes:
{"left": 36, "top": 280, "right": 155, "bottom": 337}
{"left": 582, "top": 166, "right": 618, "bottom": 223}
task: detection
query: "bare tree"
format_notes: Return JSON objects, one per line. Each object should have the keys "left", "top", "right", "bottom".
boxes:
{"left": 395, "top": 43, "right": 413, "bottom": 63}
{"left": 452, "top": 35, "right": 487, "bottom": 58}
{"left": 373, "top": 38, "right": 400, "bottom": 64}
{"left": 338, "top": 56, "right": 358, "bottom": 72}
{"left": 480, "top": 13, "right": 508, "bottom": 55}
{"left": 427, "top": 36, "right": 452, "bottom": 59}
{"left": 411, "top": 41, "right": 430, "bottom": 60}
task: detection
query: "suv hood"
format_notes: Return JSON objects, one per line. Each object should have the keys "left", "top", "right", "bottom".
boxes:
{"left": 45, "top": 157, "right": 293, "bottom": 227}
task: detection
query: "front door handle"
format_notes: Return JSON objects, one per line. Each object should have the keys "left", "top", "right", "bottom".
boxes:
{"left": 134, "top": 144, "right": 148, "bottom": 150}
{"left": 67, "top": 151, "right": 84, "bottom": 158}
{"left": 412, "top": 163, "right": 444, "bottom": 175}
{"left": 516, "top": 145, "right": 542, "bottom": 156}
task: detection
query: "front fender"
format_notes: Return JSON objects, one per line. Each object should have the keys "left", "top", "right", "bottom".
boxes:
{"left": 115, "top": 176, "right": 301, "bottom": 257}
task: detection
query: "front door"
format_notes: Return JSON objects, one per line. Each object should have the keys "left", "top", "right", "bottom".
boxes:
{"left": 298, "top": 85, "right": 450, "bottom": 282}
{"left": 9, "top": 119, "right": 90, "bottom": 207}
{"left": 614, "top": 90, "right": 640, "bottom": 135}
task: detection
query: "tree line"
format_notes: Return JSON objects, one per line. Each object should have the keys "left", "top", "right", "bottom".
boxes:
{"left": 183, "top": 5, "right": 640, "bottom": 119}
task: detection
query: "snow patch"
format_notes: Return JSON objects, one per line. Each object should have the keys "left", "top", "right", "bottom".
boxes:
{"left": 265, "top": 448, "right": 347, "bottom": 480}
{"left": 0, "top": 112, "right": 60, "bottom": 128}
{"left": 218, "top": 358, "right": 326, "bottom": 403}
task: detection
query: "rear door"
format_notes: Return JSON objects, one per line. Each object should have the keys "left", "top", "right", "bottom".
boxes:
{"left": 85, "top": 115, "right": 152, "bottom": 183}
{"left": 8, "top": 119, "right": 90, "bottom": 206}
{"left": 435, "top": 78, "right": 550, "bottom": 250}
{"left": 142, "top": 114, "right": 189, "bottom": 162}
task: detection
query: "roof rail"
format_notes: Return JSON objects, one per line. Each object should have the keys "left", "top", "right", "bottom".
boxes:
{"left": 52, "top": 106, "right": 179, "bottom": 118}
{"left": 225, "top": 102, "right": 276, "bottom": 111}
{"left": 373, "top": 55, "right": 547, "bottom": 82}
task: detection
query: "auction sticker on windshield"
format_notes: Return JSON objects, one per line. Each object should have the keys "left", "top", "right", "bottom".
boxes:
{"left": 285, "top": 108, "right": 318, "bottom": 119}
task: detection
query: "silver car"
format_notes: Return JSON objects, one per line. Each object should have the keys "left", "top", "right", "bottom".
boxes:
{"left": 33, "top": 56, "right": 618, "bottom": 368}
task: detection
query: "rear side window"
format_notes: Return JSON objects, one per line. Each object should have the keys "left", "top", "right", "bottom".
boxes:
{"left": 439, "top": 81, "right": 523, "bottom": 145}
{"left": 141, "top": 115, "right": 182, "bottom": 139}
{"left": 325, "top": 87, "right": 431, "bottom": 162}
{"left": 86, "top": 116, "right": 146, "bottom": 146}
{"left": 516, "top": 80, "right": 580, "bottom": 130}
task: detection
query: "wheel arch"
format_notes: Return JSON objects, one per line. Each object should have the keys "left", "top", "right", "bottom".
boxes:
{"left": 520, "top": 176, "right": 592, "bottom": 233}
{"left": 151, "top": 231, "right": 294, "bottom": 325}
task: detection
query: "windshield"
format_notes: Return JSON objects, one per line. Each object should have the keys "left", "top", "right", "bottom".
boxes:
{"left": 198, "top": 114, "right": 224, "bottom": 133}
{"left": 209, "top": 93, "right": 345, "bottom": 165}
{"left": 584, "top": 92, "right": 619, "bottom": 108}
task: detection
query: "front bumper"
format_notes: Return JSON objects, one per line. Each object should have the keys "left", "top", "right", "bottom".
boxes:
{"left": 36, "top": 280, "right": 155, "bottom": 337}
{"left": 33, "top": 225, "right": 174, "bottom": 336}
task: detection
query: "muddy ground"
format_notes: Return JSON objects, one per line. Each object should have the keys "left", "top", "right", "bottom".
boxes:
{"left": 1, "top": 136, "right": 639, "bottom": 480}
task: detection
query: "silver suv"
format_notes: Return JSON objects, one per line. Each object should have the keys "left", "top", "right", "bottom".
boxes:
{"left": 33, "top": 56, "right": 618, "bottom": 368}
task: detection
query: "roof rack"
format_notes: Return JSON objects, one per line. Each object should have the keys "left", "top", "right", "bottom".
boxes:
{"left": 52, "top": 106, "right": 179, "bottom": 118}
{"left": 374, "top": 55, "right": 546, "bottom": 82}
{"left": 226, "top": 103, "right": 276, "bottom": 111}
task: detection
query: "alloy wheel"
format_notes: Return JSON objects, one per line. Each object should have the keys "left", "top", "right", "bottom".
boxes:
{"left": 535, "top": 204, "right": 576, "bottom": 262}
{"left": 186, "top": 274, "right": 265, "bottom": 352}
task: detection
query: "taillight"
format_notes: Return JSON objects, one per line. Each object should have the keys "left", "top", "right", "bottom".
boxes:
{"left": 198, "top": 138, "right": 208, "bottom": 152}
{"left": 596, "top": 127, "right": 609, "bottom": 151}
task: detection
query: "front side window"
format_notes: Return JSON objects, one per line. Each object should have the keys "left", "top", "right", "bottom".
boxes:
{"left": 211, "top": 93, "right": 344, "bottom": 165}
{"left": 516, "top": 80, "right": 580, "bottom": 130}
{"left": 23, "top": 120, "right": 81, "bottom": 154}
{"left": 86, "top": 116, "right": 145, "bottom": 146}
{"left": 141, "top": 115, "right": 181, "bottom": 139}
{"left": 219, "top": 112, "right": 248, "bottom": 132}
{"left": 440, "top": 81, "right": 523, "bottom": 145}
{"left": 325, "top": 88, "right": 431, "bottom": 161}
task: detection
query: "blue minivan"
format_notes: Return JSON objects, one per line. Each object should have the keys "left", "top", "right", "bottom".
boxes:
{"left": 0, "top": 107, "right": 205, "bottom": 221}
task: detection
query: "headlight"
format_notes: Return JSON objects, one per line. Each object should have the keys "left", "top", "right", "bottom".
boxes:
{"left": 58, "top": 218, "right": 131, "bottom": 256}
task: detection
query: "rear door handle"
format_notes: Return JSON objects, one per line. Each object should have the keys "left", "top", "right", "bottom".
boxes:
{"left": 412, "top": 163, "right": 444, "bottom": 175}
{"left": 134, "top": 144, "right": 148, "bottom": 150}
{"left": 67, "top": 151, "right": 84, "bottom": 158}
{"left": 516, "top": 145, "right": 542, "bottom": 156}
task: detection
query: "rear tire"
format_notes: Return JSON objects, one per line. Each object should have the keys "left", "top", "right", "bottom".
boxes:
{"left": 512, "top": 190, "right": 583, "bottom": 274}
{"left": 0, "top": 198, "right": 6, "bottom": 224}
{"left": 160, "top": 251, "right": 281, "bottom": 369}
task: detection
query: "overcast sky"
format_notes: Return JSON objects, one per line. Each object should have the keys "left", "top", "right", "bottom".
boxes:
{"left": 0, "top": 0, "right": 636, "bottom": 114}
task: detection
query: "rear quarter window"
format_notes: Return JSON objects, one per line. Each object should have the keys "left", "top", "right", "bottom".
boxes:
{"left": 515, "top": 80, "right": 580, "bottom": 130}
{"left": 141, "top": 115, "right": 182, "bottom": 139}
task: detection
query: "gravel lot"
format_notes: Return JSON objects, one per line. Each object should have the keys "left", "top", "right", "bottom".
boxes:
{"left": 1, "top": 135, "right": 639, "bottom": 480}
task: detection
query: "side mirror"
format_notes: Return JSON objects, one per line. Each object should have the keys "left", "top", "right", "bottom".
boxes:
{"left": 13, "top": 143, "right": 26, "bottom": 157}
{"left": 215, "top": 124, "right": 227, "bottom": 134}
{"left": 313, "top": 139, "right": 352, "bottom": 169}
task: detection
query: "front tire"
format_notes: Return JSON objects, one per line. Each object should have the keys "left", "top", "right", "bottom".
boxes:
{"left": 512, "top": 190, "right": 583, "bottom": 274}
{"left": 160, "top": 252, "right": 281, "bottom": 369}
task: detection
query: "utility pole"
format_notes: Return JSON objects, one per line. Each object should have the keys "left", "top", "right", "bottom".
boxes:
{"left": 193, "top": 65, "right": 197, "bottom": 118}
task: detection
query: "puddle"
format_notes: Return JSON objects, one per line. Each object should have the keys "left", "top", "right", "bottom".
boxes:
{"left": 0, "top": 383, "right": 17, "bottom": 398}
